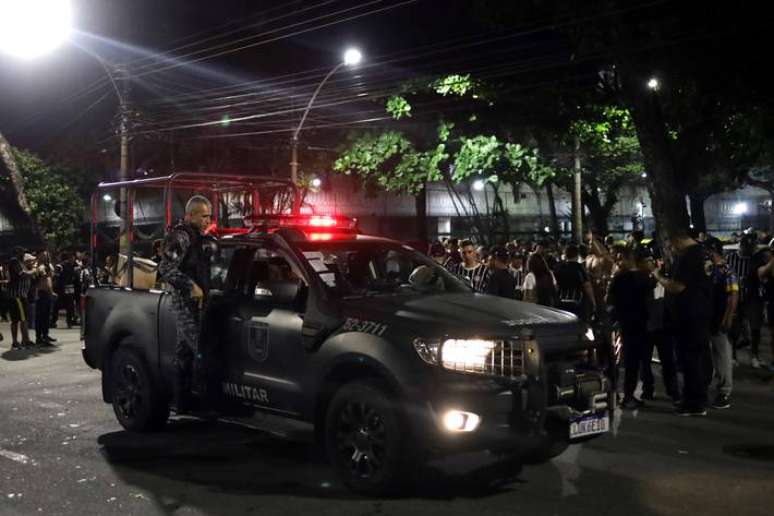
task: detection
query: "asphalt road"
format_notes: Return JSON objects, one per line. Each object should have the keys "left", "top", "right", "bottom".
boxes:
{"left": 1, "top": 323, "right": 773, "bottom": 516}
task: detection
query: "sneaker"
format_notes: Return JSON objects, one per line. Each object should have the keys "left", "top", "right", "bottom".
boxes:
{"left": 675, "top": 404, "right": 707, "bottom": 417}
{"left": 11, "top": 342, "right": 23, "bottom": 350}
{"left": 751, "top": 357, "right": 761, "bottom": 369}
{"left": 711, "top": 394, "right": 731, "bottom": 410}
{"left": 36, "top": 339, "right": 55, "bottom": 347}
{"left": 620, "top": 397, "right": 645, "bottom": 410}
{"left": 45, "top": 336, "right": 57, "bottom": 343}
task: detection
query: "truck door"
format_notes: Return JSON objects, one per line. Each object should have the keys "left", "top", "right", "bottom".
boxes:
{"left": 223, "top": 246, "right": 308, "bottom": 417}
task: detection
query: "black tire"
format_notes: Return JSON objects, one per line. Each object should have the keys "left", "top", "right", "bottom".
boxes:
{"left": 324, "top": 380, "right": 412, "bottom": 496}
{"left": 110, "top": 345, "right": 169, "bottom": 432}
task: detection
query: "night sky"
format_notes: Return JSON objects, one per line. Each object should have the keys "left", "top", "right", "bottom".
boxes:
{"left": 0, "top": 1, "right": 482, "bottom": 149}
{"left": 1, "top": 0, "right": 770, "bottom": 173}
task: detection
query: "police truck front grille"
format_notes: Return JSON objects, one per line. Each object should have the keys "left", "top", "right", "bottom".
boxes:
{"left": 443, "top": 339, "right": 525, "bottom": 380}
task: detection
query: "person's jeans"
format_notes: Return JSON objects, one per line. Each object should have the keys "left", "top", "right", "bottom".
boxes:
{"left": 710, "top": 331, "right": 733, "bottom": 396}
{"left": 621, "top": 325, "right": 648, "bottom": 399}
{"left": 642, "top": 329, "right": 680, "bottom": 400}
{"left": 675, "top": 323, "right": 712, "bottom": 408}
{"left": 61, "top": 293, "right": 76, "bottom": 326}
{"left": 730, "top": 299, "right": 763, "bottom": 357}
{"left": 35, "top": 290, "right": 52, "bottom": 340}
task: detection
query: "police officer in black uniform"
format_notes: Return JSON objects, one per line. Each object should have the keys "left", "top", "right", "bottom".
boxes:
{"left": 158, "top": 195, "right": 213, "bottom": 412}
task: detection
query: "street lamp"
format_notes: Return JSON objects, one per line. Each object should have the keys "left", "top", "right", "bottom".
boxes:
{"left": 647, "top": 77, "right": 660, "bottom": 91}
{"left": 1, "top": 0, "right": 134, "bottom": 279}
{"left": 310, "top": 177, "right": 322, "bottom": 189}
{"left": 0, "top": 0, "right": 71, "bottom": 59}
{"left": 290, "top": 47, "right": 363, "bottom": 185}
{"left": 472, "top": 179, "right": 485, "bottom": 191}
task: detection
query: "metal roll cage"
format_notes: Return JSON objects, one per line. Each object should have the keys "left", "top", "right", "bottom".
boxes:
{"left": 90, "top": 172, "right": 301, "bottom": 287}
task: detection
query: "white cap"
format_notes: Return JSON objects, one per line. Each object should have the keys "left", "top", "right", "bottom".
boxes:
{"left": 23, "top": 253, "right": 35, "bottom": 262}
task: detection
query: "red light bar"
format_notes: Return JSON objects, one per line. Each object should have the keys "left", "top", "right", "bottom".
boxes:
{"left": 308, "top": 232, "right": 335, "bottom": 241}
{"left": 247, "top": 214, "right": 357, "bottom": 231}
{"left": 308, "top": 215, "right": 337, "bottom": 227}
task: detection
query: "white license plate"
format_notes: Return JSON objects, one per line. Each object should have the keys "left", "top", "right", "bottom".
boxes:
{"left": 570, "top": 413, "right": 609, "bottom": 439}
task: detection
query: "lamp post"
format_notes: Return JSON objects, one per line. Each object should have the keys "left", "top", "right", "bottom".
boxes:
{"left": 290, "top": 47, "right": 362, "bottom": 185}
{"left": 0, "top": 0, "right": 73, "bottom": 243}
{"left": 2, "top": 0, "right": 134, "bottom": 278}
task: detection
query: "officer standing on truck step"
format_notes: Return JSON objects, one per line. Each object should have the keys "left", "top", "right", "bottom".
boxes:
{"left": 158, "top": 195, "right": 213, "bottom": 413}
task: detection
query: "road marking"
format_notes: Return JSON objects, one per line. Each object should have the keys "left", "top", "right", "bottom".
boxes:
{"left": 0, "top": 449, "right": 30, "bottom": 465}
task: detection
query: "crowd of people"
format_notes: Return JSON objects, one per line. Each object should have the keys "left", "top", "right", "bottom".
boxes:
{"left": 427, "top": 228, "right": 774, "bottom": 416}
{"left": 4, "top": 223, "right": 774, "bottom": 417}
{"left": 0, "top": 246, "right": 91, "bottom": 349}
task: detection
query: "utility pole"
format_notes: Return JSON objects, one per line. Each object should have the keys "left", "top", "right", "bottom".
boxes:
{"left": 114, "top": 64, "right": 130, "bottom": 183}
{"left": 113, "top": 64, "right": 133, "bottom": 285}
{"left": 290, "top": 136, "right": 299, "bottom": 185}
{"left": 573, "top": 135, "right": 583, "bottom": 243}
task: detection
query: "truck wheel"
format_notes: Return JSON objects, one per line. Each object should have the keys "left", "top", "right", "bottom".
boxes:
{"left": 324, "top": 380, "right": 412, "bottom": 495}
{"left": 111, "top": 346, "right": 168, "bottom": 432}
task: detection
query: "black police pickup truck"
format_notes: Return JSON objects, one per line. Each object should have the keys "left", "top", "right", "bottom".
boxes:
{"left": 82, "top": 221, "right": 611, "bottom": 494}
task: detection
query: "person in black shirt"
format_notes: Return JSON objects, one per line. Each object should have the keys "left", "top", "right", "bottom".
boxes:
{"left": 756, "top": 243, "right": 774, "bottom": 372}
{"left": 555, "top": 244, "right": 596, "bottom": 321}
{"left": 57, "top": 253, "right": 79, "bottom": 329}
{"left": 485, "top": 247, "right": 516, "bottom": 299}
{"left": 607, "top": 248, "right": 654, "bottom": 409}
{"left": 428, "top": 242, "right": 448, "bottom": 267}
{"left": 652, "top": 230, "right": 713, "bottom": 416}
{"left": 727, "top": 234, "right": 766, "bottom": 368}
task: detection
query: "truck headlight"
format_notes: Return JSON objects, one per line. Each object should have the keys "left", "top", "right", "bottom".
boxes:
{"left": 413, "top": 337, "right": 499, "bottom": 372}
{"left": 441, "top": 339, "right": 497, "bottom": 372}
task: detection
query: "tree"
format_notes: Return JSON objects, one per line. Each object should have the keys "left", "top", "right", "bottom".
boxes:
{"left": 0, "top": 130, "right": 43, "bottom": 243}
{"left": 566, "top": 105, "right": 644, "bottom": 234}
{"left": 333, "top": 74, "right": 551, "bottom": 244}
{"left": 10, "top": 148, "right": 90, "bottom": 251}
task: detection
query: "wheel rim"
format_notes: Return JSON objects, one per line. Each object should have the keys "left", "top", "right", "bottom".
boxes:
{"left": 114, "top": 363, "right": 143, "bottom": 421}
{"left": 335, "top": 401, "right": 387, "bottom": 480}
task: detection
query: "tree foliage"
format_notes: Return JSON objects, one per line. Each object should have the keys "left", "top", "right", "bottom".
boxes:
{"left": 12, "top": 148, "right": 88, "bottom": 250}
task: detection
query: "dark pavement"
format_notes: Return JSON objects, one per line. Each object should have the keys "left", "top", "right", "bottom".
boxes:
{"left": 1, "top": 323, "right": 773, "bottom": 516}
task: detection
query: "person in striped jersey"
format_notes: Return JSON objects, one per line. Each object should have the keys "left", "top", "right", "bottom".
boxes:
{"left": 449, "top": 239, "right": 490, "bottom": 292}
{"left": 7, "top": 247, "right": 35, "bottom": 350}
{"left": 509, "top": 251, "right": 526, "bottom": 300}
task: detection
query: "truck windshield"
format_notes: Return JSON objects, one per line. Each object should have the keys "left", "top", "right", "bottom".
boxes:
{"left": 295, "top": 241, "right": 470, "bottom": 298}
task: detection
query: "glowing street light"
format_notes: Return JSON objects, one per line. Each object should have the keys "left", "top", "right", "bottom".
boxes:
{"left": 103, "top": 193, "right": 112, "bottom": 202}
{"left": 473, "top": 179, "right": 485, "bottom": 191}
{"left": 291, "top": 47, "right": 364, "bottom": 184}
{"left": 647, "top": 77, "right": 660, "bottom": 91}
{"left": 343, "top": 47, "right": 362, "bottom": 66}
{"left": 732, "top": 202, "right": 748, "bottom": 215}
{"left": 0, "top": 0, "right": 72, "bottom": 59}
{"left": 310, "top": 177, "right": 322, "bottom": 189}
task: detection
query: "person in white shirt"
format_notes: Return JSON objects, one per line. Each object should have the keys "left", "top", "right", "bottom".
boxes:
{"left": 522, "top": 253, "right": 557, "bottom": 306}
